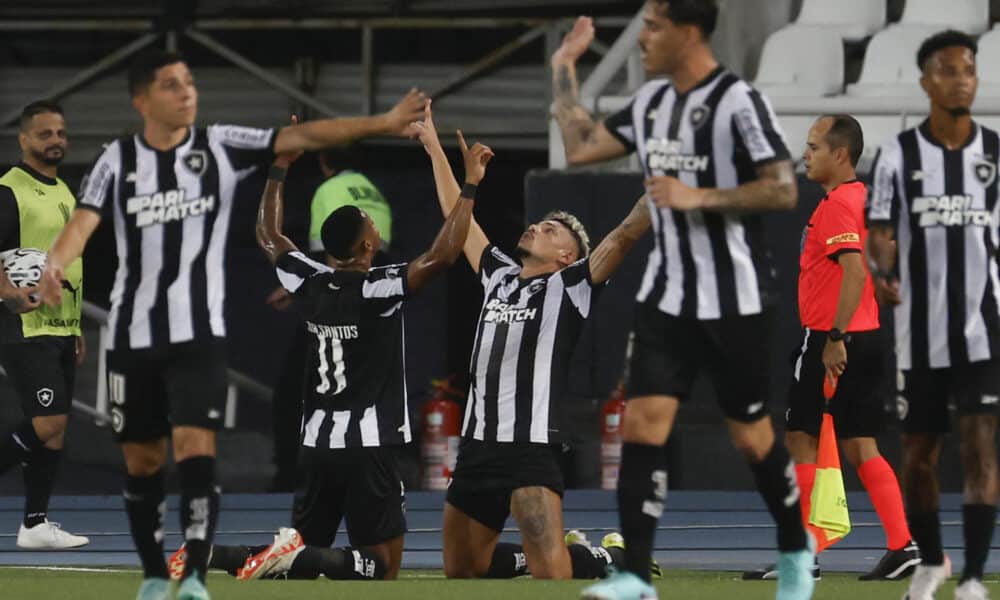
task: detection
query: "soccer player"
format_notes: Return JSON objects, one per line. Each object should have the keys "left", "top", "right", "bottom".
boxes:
{"left": 0, "top": 100, "right": 88, "bottom": 549}
{"left": 36, "top": 50, "right": 425, "bottom": 600}
{"left": 411, "top": 103, "right": 652, "bottom": 581}
{"left": 744, "top": 115, "right": 918, "bottom": 582}
{"left": 549, "top": 3, "right": 815, "bottom": 598}
{"left": 167, "top": 117, "right": 493, "bottom": 583}
{"left": 868, "top": 30, "right": 1000, "bottom": 600}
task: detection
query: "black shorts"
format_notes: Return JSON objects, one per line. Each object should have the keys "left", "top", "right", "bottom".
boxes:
{"left": 292, "top": 446, "right": 406, "bottom": 548}
{"left": 105, "top": 340, "right": 227, "bottom": 443}
{"left": 445, "top": 438, "right": 564, "bottom": 532}
{"left": 897, "top": 359, "right": 1000, "bottom": 434}
{"left": 785, "top": 328, "right": 885, "bottom": 438}
{"left": 0, "top": 336, "right": 75, "bottom": 418}
{"left": 627, "top": 303, "right": 773, "bottom": 422}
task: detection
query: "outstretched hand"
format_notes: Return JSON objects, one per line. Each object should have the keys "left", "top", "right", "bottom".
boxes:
{"left": 410, "top": 100, "right": 441, "bottom": 154}
{"left": 551, "top": 16, "right": 595, "bottom": 67}
{"left": 275, "top": 115, "right": 304, "bottom": 168}
{"left": 387, "top": 88, "right": 430, "bottom": 138}
{"left": 457, "top": 130, "right": 494, "bottom": 185}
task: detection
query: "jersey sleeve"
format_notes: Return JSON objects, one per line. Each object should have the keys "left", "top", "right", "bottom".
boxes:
{"left": 867, "top": 146, "right": 902, "bottom": 229}
{"left": 730, "top": 86, "right": 791, "bottom": 166}
{"left": 558, "top": 258, "right": 602, "bottom": 318}
{"left": 0, "top": 186, "right": 18, "bottom": 252}
{"left": 78, "top": 142, "right": 120, "bottom": 214}
{"left": 363, "top": 264, "right": 409, "bottom": 301}
{"left": 817, "top": 196, "right": 863, "bottom": 261}
{"left": 208, "top": 124, "right": 277, "bottom": 174}
{"left": 275, "top": 250, "right": 332, "bottom": 294}
{"left": 478, "top": 245, "right": 520, "bottom": 291}
{"left": 603, "top": 98, "right": 638, "bottom": 153}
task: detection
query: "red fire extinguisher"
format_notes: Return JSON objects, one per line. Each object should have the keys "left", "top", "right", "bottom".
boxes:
{"left": 421, "top": 378, "right": 462, "bottom": 490}
{"left": 601, "top": 382, "right": 627, "bottom": 490}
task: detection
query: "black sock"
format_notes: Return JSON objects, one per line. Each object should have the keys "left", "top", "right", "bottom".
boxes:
{"left": 749, "top": 442, "right": 807, "bottom": 553}
{"left": 288, "top": 546, "right": 386, "bottom": 580}
{"left": 0, "top": 421, "right": 43, "bottom": 474}
{"left": 23, "top": 447, "right": 61, "bottom": 527}
{"left": 208, "top": 544, "right": 252, "bottom": 576}
{"left": 961, "top": 504, "right": 997, "bottom": 581}
{"left": 568, "top": 542, "right": 615, "bottom": 579}
{"left": 124, "top": 470, "right": 168, "bottom": 579}
{"left": 617, "top": 442, "right": 666, "bottom": 582}
{"left": 908, "top": 511, "right": 944, "bottom": 565}
{"left": 178, "top": 456, "right": 218, "bottom": 582}
{"left": 485, "top": 543, "right": 529, "bottom": 578}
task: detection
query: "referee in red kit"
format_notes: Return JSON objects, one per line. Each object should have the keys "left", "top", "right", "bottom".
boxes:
{"left": 781, "top": 114, "right": 918, "bottom": 580}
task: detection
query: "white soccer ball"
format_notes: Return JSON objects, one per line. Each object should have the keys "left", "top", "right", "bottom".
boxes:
{"left": 1, "top": 248, "right": 47, "bottom": 289}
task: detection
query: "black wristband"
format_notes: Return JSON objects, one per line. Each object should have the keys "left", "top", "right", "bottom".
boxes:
{"left": 268, "top": 165, "right": 287, "bottom": 182}
{"left": 461, "top": 182, "right": 478, "bottom": 200}
{"left": 828, "top": 327, "right": 847, "bottom": 342}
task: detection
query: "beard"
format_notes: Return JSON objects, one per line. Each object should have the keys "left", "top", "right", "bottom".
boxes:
{"left": 32, "top": 146, "right": 64, "bottom": 167}
{"left": 947, "top": 106, "right": 972, "bottom": 118}
{"left": 514, "top": 245, "right": 531, "bottom": 261}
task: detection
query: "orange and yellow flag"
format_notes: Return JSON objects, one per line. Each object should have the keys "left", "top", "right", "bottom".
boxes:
{"left": 807, "top": 377, "right": 851, "bottom": 553}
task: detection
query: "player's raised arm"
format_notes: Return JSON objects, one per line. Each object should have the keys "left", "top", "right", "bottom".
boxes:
{"left": 588, "top": 194, "right": 652, "bottom": 284}
{"left": 273, "top": 89, "right": 427, "bottom": 153}
{"left": 551, "top": 16, "right": 630, "bottom": 166}
{"left": 411, "top": 102, "right": 492, "bottom": 272}
{"left": 257, "top": 117, "right": 304, "bottom": 265}
{"left": 406, "top": 127, "right": 493, "bottom": 294}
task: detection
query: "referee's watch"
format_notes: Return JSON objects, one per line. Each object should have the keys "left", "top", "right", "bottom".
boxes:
{"left": 828, "top": 328, "right": 847, "bottom": 342}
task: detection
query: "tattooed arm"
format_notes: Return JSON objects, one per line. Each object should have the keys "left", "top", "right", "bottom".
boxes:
{"left": 646, "top": 160, "right": 798, "bottom": 213}
{"left": 588, "top": 194, "right": 652, "bottom": 284}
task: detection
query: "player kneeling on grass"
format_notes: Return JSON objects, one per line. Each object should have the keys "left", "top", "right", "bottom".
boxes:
{"left": 410, "top": 102, "right": 655, "bottom": 580}
{"left": 167, "top": 117, "right": 492, "bottom": 582}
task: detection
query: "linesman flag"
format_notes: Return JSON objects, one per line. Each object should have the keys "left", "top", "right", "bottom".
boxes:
{"left": 808, "top": 376, "right": 851, "bottom": 552}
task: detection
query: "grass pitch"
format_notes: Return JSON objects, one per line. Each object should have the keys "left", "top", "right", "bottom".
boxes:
{"left": 3, "top": 567, "right": 997, "bottom": 599}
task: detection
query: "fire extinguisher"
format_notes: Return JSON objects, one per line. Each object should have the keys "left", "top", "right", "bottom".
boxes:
{"left": 601, "top": 382, "right": 627, "bottom": 490}
{"left": 421, "top": 378, "right": 462, "bottom": 490}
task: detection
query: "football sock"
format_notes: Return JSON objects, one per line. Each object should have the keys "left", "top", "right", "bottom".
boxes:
{"left": 568, "top": 542, "right": 616, "bottom": 579}
{"left": 617, "top": 442, "right": 665, "bottom": 582}
{"left": 794, "top": 463, "right": 816, "bottom": 526}
{"left": 485, "top": 543, "right": 529, "bottom": 578}
{"left": 0, "top": 421, "right": 43, "bottom": 475}
{"left": 961, "top": 504, "right": 997, "bottom": 581}
{"left": 857, "top": 456, "right": 911, "bottom": 550}
{"left": 124, "top": 470, "right": 168, "bottom": 579}
{"left": 23, "top": 447, "right": 61, "bottom": 527}
{"left": 750, "top": 442, "right": 808, "bottom": 552}
{"left": 288, "top": 546, "right": 387, "bottom": 580}
{"left": 178, "top": 456, "right": 218, "bottom": 582}
{"left": 908, "top": 511, "right": 944, "bottom": 565}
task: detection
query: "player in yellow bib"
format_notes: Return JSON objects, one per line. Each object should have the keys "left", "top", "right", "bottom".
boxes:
{"left": 0, "top": 100, "right": 88, "bottom": 549}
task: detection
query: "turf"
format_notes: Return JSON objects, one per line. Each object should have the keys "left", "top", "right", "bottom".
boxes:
{"left": 3, "top": 567, "right": 999, "bottom": 600}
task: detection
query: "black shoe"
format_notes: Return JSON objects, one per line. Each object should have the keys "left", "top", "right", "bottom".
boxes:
{"left": 742, "top": 558, "right": 820, "bottom": 581}
{"left": 858, "top": 540, "right": 921, "bottom": 581}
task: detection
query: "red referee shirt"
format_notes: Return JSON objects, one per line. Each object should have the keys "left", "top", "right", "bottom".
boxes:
{"left": 798, "top": 180, "right": 879, "bottom": 332}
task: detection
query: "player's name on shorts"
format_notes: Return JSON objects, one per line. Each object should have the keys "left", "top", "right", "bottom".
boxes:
{"left": 483, "top": 298, "right": 538, "bottom": 324}
{"left": 911, "top": 194, "right": 992, "bottom": 227}
{"left": 126, "top": 189, "right": 216, "bottom": 227}
{"left": 306, "top": 321, "right": 359, "bottom": 340}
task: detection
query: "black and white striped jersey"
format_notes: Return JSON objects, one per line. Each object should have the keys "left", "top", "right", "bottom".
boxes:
{"left": 462, "top": 245, "right": 600, "bottom": 445}
{"left": 78, "top": 125, "right": 275, "bottom": 350}
{"left": 276, "top": 251, "right": 412, "bottom": 449}
{"left": 868, "top": 120, "right": 1000, "bottom": 370}
{"left": 604, "top": 66, "right": 790, "bottom": 319}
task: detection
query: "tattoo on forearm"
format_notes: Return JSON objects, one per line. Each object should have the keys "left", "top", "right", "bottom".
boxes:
{"left": 702, "top": 161, "right": 796, "bottom": 212}
{"left": 552, "top": 64, "right": 597, "bottom": 154}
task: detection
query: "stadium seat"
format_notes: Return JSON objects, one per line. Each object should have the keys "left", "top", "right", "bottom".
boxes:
{"left": 755, "top": 25, "right": 844, "bottom": 97}
{"left": 977, "top": 26, "right": 1000, "bottom": 96}
{"left": 899, "top": 0, "right": 989, "bottom": 34}
{"left": 847, "top": 25, "right": 938, "bottom": 97}
{"left": 795, "top": 0, "right": 886, "bottom": 41}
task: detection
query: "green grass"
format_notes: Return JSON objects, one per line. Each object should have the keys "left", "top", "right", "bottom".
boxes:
{"left": 2, "top": 567, "right": 997, "bottom": 600}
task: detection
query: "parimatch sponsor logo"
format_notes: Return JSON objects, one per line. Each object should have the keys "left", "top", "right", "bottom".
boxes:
{"left": 911, "top": 194, "right": 992, "bottom": 227}
{"left": 126, "top": 189, "right": 216, "bottom": 227}
{"left": 645, "top": 137, "right": 710, "bottom": 174}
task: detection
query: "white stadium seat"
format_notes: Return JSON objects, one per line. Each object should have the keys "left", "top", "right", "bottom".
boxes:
{"left": 847, "top": 25, "right": 938, "bottom": 97}
{"left": 755, "top": 25, "right": 844, "bottom": 97}
{"left": 795, "top": 0, "right": 886, "bottom": 40}
{"left": 900, "top": 0, "right": 989, "bottom": 34}
{"left": 977, "top": 26, "right": 1000, "bottom": 97}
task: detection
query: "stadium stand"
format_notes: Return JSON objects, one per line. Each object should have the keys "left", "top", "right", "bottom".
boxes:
{"left": 754, "top": 25, "right": 844, "bottom": 97}
{"left": 899, "top": 0, "right": 990, "bottom": 34}
{"left": 846, "top": 25, "right": 939, "bottom": 97}
{"left": 978, "top": 25, "right": 1000, "bottom": 97}
{"left": 794, "top": 0, "right": 887, "bottom": 41}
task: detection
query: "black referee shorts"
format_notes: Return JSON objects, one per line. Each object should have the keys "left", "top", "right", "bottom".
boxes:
{"left": 0, "top": 336, "right": 76, "bottom": 418}
{"left": 897, "top": 359, "right": 1000, "bottom": 434}
{"left": 626, "top": 303, "right": 773, "bottom": 423}
{"left": 292, "top": 446, "right": 406, "bottom": 548}
{"left": 105, "top": 340, "right": 227, "bottom": 443}
{"left": 446, "top": 438, "right": 565, "bottom": 533}
{"left": 785, "top": 328, "right": 885, "bottom": 439}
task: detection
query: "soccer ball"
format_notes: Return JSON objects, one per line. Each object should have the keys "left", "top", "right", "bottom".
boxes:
{"left": 1, "top": 248, "right": 47, "bottom": 289}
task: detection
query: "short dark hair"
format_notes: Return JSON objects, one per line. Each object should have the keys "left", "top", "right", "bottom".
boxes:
{"left": 916, "top": 29, "right": 977, "bottom": 71}
{"left": 820, "top": 114, "right": 864, "bottom": 168}
{"left": 321, "top": 205, "right": 366, "bottom": 260}
{"left": 20, "top": 100, "right": 63, "bottom": 130}
{"left": 653, "top": 0, "right": 719, "bottom": 37}
{"left": 127, "top": 50, "right": 186, "bottom": 97}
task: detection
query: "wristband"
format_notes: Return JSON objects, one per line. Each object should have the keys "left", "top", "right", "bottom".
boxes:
{"left": 828, "top": 327, "right": 847, "bottom": 342}
{"left": 461, "top": 182, "right": 478, "bottom": 200}
{"left": 268, "top": 165, "right": 287, "bottom": 182}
